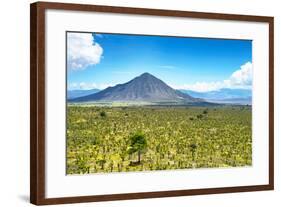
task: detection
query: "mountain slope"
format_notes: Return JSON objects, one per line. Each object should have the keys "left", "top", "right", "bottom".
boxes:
{"left": 71, "top": 73, "right": 201, "bottom": 103}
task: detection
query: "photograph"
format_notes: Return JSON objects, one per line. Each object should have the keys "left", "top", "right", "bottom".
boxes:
{"left": 29, "top": 2, "right": 274, "bottom": 204}
{"left": 66, "top": 31, "right": 252, "bottom": 175}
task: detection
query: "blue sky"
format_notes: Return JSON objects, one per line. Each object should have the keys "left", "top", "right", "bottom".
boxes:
{"left": 67, "top": 32, "right": 252, "bottom": 92}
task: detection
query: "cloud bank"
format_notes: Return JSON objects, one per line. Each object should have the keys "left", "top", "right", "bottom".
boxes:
{"left": 68, "top": 82, "right": 114, "bottom": 90}
{"left": 228, "top": 61, "right": 252, "bottom": 86}
{"left": 67, "top": 33, "right": 103, "bottom": 70}
{"left": 172, "top": 62, "right": 253, "bottom": 92}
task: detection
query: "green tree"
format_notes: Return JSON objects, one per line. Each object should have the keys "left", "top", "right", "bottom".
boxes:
{"left": 128, "top": 132, "right": 147, "bottom": 163}
{"left": 197, "top": 114, "right": 203, "bottom": 119}
{"left": 203, "top": 108, "right": 208, "bottom": 114}
{"left": 100, "top": 111, "right": 106, "bottom": 117}
{"left": 75, "top": 154, "right": 90, "bottom": 174}
{"left": 189, "top": 143, "right": 198, "bottom": 161}
{"left": 96, "top": 154, "right": 106, "bottom": 170}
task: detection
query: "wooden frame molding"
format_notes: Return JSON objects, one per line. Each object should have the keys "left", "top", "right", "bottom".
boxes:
{"left": 30, "top": 1, "right": 274, "bottom": 205}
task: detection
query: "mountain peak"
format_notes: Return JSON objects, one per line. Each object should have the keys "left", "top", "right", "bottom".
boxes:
{"left": 141, "top": 72, "right": 150, "bottom": 75}
{"left": 71, "top": 73, "right": 200, "bottom": 103}
{"left": 139, "top": 72, "right": 155, "bottom": 78}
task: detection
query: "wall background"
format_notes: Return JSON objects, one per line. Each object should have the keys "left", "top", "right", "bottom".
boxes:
{"left": 0, "top": 0, "right": 279, "bottom": 206}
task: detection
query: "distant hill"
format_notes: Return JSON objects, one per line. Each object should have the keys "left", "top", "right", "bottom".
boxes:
{"left": 67, "top": 89, "right": 100, "bottom": 99}
{"left": 207, "top": 97, "right": 251, "bottom": 105}
{"left": 180, "top": 88, "right": 252, "bottom": 105}
{"left": 70, "top": 73, "right": 205, "bottom": 104}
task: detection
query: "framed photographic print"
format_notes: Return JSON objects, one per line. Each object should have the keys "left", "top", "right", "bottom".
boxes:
{"left": 30, "top": 1, "right": 274, "bottom": 205}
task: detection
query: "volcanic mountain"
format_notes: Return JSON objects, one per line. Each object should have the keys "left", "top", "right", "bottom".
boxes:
{"left": 70, "top": 73, "right": 203, "bottom": 103}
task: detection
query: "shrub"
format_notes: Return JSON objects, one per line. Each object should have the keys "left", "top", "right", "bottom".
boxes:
{"left": 197, "top": 114, "right": 203, "bottom": 119}
{"left": 203, "top": 108, "right": 208, "bottom": 114}
{"left": 100, "top": 111, "right": 106, "bottom": 117}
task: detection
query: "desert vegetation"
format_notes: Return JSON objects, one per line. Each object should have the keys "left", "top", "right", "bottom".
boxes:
{"left": 66, "top": 105, "right": 252, "bottom": 174}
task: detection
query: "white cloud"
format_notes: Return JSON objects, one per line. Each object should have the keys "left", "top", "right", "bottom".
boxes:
{"left": 68, "top": 82, "right": 114, "bottom": 90}
{"left": 172, "top": 81, "right": 226, "bottom": 92}
{"left": 67, "top": 33, "right": 103, "bottom": 70}
{"left": 229, "top": 61, "right": 252, "bottom": 86}
{"left": 172, "top": 62, "right": 252, "bottom": 92}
